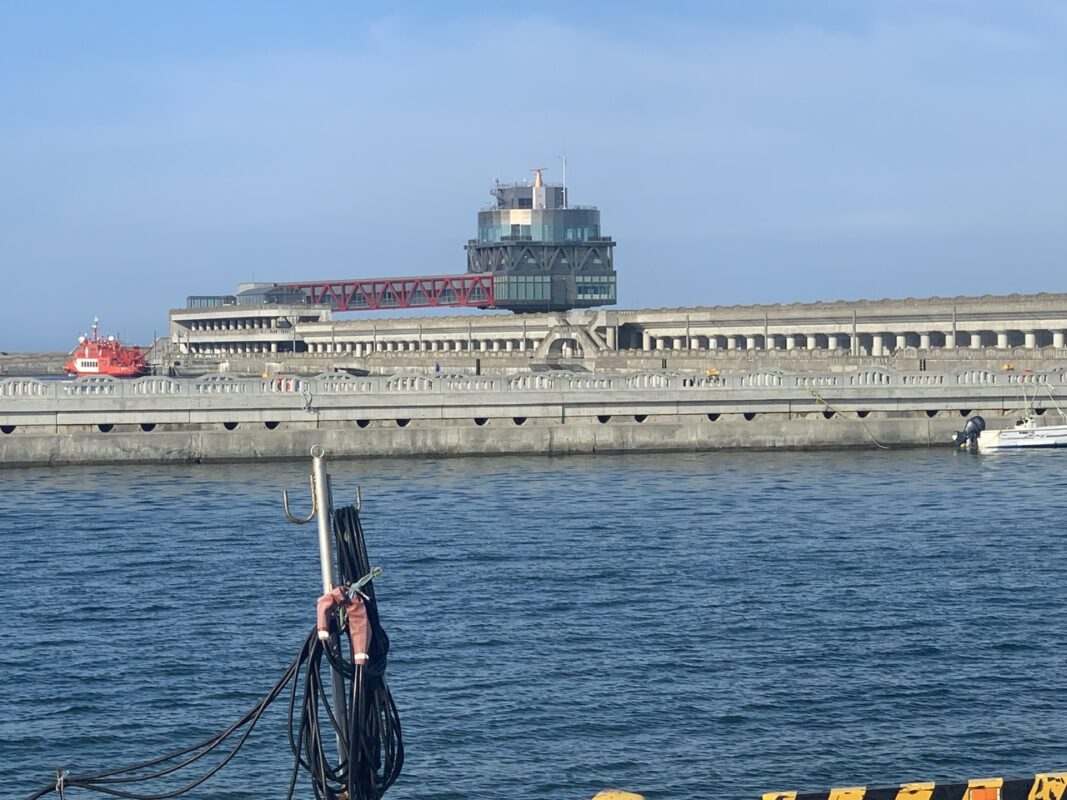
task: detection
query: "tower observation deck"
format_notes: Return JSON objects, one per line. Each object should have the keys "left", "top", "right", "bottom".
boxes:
{"left": 180, "top": 169, "right": 615, "bottom": 315}
{"left": 465, "top": 169, "right": 616, "bottom": 312}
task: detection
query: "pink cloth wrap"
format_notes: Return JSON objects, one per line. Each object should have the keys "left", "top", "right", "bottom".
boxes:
{"left": 316, "top": 586, "right": 372, "bottom": 665}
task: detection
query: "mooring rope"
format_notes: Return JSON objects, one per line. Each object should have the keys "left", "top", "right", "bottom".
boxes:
{"left": 807, "top": 387, "right": 891, "bottom": 450}
{"left": 24, "top": 504, "right": 402, "bottom": 800}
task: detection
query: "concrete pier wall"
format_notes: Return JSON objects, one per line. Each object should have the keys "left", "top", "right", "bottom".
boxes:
{"left": 1, "top": 367, "right": 1061, "bottom": 466}
{"left": 0, "top": 352, "right": 66, "bottom": 376}
{"left": 0, "top": 416, "right": 972, "bottom": 467}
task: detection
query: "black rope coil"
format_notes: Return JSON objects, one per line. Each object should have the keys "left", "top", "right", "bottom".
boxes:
{"left": 24, "top": 504, "right": 403, "bottom": 800}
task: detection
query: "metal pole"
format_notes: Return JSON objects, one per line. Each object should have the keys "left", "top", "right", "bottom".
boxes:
{"left": 311, "top": 447, "right": 335, "bottom": 595}
{"left": 309, "top": 445, "right": 349, "bottom": 766}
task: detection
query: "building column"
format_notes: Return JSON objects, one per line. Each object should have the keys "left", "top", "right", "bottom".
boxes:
{"left": 920, "top": 333, "right": 931, "bottom": 349}
{"left": 1025, "top": 331, "right": 1037, "bottom": 348}
{"left": 642, "top": 331, "right": 652, "bottom": 351}
{"left": 806, "top": 335, "right": 817, "bottom": 350}
{"left": 895, "top": 334, "right": 906, "bottom": 351}
{"left": 1054, "top": 331, "right": 1065, "bottom": 348}
{"left": 708, "top": 336, "right": 719, "bottom": 350}
{"left": 673, "top": 337, "right": 684, "bottom": 350}
{"left": 872, "top": 334, "right": 884, "bottom": 357}
{"left": 970, "top": 332, "right": 982, "bottom": 349}
{"left": 996, "top": 331, "right": 1008, "bottom": 349}
{"left": 827, "top": 335, "right": 839, "bottom": 350}
{"left": 945, "top": 333, "right": 955, "bottom": 348}
{"left": 786, "top": 335, "right": 797, "bottom": 350}
{"left": 606, "top": 327, "right": 617, "bottom": 349}
{"left": 726, "top": 336, "right": 738, "bottom": 350}
{"left": 746, "top": 335, "right": 759, "bottom": 350}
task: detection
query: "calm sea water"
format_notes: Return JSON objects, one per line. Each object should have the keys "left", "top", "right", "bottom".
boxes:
{"left": 3, "top": 450, "right": 1067, "bottom": 800}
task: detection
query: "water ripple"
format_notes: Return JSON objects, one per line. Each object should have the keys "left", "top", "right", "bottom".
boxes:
{"left": 3, "top": 450, "right": 1067, "bottom": 799}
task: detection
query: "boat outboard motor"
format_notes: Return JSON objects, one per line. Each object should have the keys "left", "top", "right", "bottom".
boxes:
{"left": 952, "top": 415, "right": 986, "bottom": 447}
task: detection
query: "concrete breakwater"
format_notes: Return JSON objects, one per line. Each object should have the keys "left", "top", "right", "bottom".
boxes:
{"left": 0, "top": 351, "right": 66, "bottom": 376}
{"left": 0, "top": 367, "right": 1062, "bottom": 466}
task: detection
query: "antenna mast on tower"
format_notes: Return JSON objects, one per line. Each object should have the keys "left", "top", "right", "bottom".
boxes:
{"left": 559, "top": 153, "right": 568, "bottom": 208}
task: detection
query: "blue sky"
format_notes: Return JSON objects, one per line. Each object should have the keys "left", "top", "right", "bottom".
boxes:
{"left": 2, "top": 1, "right": 1065, "bottom": 349}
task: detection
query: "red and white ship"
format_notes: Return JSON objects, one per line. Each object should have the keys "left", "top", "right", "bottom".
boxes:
{"left": 64, "top": 318, "right": 148, "bottom": 378}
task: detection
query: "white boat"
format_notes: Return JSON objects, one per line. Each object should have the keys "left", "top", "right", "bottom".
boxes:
{"left": 977, "top": 415, "right": 1067, "bottom": 451}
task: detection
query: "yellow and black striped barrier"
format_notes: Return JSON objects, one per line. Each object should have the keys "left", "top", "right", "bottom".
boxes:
{"left": 762, "top": 772, "right": 1067, "bottom": 800}
{"left": 593, "top": 774, "right": 1067, "bottom": 800}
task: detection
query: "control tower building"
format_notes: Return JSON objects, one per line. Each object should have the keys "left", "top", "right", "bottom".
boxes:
{"left": 465, "top": 169, "right": 616, "bottom": 312}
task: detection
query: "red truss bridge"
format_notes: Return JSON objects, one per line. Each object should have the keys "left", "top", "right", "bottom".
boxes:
{"left": 280, "top": 274, "right": 494, "bottom": 312}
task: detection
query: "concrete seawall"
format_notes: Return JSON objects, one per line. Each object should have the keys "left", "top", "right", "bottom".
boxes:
{"left": 0, "top": 351, "right": 66, "bottom": 376}
{"left": 1, "top": 367, "right": 1061, "bottom": 466}
{"left": 0, "top": 417, "right": 967, "bottom": 467}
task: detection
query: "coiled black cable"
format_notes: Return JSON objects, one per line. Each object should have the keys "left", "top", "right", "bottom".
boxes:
{"left": 23, "top": 504, "right": 402, "bottom": 800}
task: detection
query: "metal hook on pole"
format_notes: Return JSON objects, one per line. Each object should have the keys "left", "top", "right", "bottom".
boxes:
{"left": 282, "top": 475, "right": 317, "bottom": 524}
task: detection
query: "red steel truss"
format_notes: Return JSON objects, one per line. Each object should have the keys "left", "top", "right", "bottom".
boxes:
{"left": 280, "top": 274, "right": 494, "bottom": 312}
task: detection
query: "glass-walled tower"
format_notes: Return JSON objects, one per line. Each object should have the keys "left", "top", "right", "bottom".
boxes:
{"left": 465, "top": 169, "right": 616, "bottom": 312}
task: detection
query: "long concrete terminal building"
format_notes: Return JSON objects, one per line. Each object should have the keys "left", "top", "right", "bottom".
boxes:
{"left": 166, "top": 292, "right": 1067, "bottom": 373}
{"left": 165, "top": 175, "right": 1067, "bottom": 374}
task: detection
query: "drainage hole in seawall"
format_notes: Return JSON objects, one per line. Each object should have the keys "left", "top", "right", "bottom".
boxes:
{"left": 925, "top": 410, "right": 938, "bottom": 418}
{"left": 958, "top": 409, "right": 971, "bottom": 417}
{"left": 474, "top": 418, "right": 488, "bottom": 426}
{"left": 822, "top": 410, "right": 834, "bottom": 419}
{"left": 224, "top": 421, "right": 239, "bottom": 431}
{"left": 706, "top": 413, "right": 720, "bottom": 422}
{"left": 743, "top": 412, "right": 757, "bottom": 421}
{"left": 98, "top": 423, "right": 114, "bottom": 433}
{"left": 633, "top": 414, "right": 647, "bottom": 423}
{"left": 264, "top": 421, "right": 279, "bottom": 430}
{"left": 396, "top": 419, "right": 410, "bottom": 428}
{"left": 1035, "top": 407, "right": 1047, "bottom": 416}
{"left": 140, "top": 423, "right": 156, "bottom": 432}
{"left": 597, "top": 415, "right": 611, "bottom": 423}
{"left": 356, "top": 419, "right": 370, "bottom": 428}
{"left": 512, "top": 417, "right": 527, "bottom": 426}
{"left": 0, "top": 425, "right": 14, "bottom": 434}
{"left": 857, "top": 410, "right": 870, "bottom": 419}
